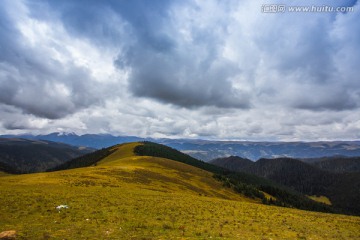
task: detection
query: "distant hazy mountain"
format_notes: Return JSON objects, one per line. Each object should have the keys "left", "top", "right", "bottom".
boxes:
{"left": 1, "top": 133, "right": 360, "bottom": 161}
{"left": 162, "top": 140, "right": 360, "bottom": 161}
{"left": 211, "top": 156, "right": 360, "bottom": 215}
{"left": 0, "top": 138, "right": 93, "bottom": 173}
{"left": 0, "top": 132, "right": 142, "bottom": 149}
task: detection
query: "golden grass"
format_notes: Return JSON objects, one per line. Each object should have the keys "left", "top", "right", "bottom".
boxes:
{"left": 0, "top": 143, "right": 359, "bottom": 239}
{"left": 261, "top": 191, "right": 276, "bottom": 200}
{"left": 308, "top": 195, "right": 332, "bottom": 205}
{"left": 96, "top": 142, "right": 142, "bottom": 166}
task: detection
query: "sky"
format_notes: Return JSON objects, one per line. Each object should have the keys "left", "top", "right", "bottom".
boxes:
{"left": 0, "top": 0, "right": 359, "bottom": 141}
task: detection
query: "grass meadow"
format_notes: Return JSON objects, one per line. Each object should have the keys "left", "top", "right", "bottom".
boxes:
{"left": 1, "top": 143, "right": 359, "bottom": 239}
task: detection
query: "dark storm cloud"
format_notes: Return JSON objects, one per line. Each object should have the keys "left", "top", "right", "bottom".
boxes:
{"left": 44, "top": 0, "right": 250, "bottom": 109}
{"left": 115, "top": 0, "right": 358, "bottom": 111}
{"left": 0, "top": 104, "right": 44, "bottom": 130}
{"left": 0, "top": 1, "right": 100, "bottom": 119}
{"left": 259, "top": 19, "right": 333, "bottom": 83}
{"left": 116, "top": 2, "right": 251, "bottom": 108}
{"left": 252, "top": 0, "right": 360, "bottom": 111}
{"left": 121, "top": 44, "right": 251, "bottom": 109}
{"left": 3, "top": 121, "right": 31, "bottom": 130}
{"left": 292, "top": 89, "right": 358, "bottom": 111}
{"left": 42, "top": 0, "right": 173, "bottom": 48}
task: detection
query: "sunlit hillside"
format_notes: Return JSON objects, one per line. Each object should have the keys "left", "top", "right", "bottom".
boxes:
{"left": 0, "top": 143, "right": 359, "bottom": 239}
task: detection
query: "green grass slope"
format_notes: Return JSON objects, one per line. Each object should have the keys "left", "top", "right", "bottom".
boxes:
{"left": 0, "top": 142, "right": 359, "bottom": 239}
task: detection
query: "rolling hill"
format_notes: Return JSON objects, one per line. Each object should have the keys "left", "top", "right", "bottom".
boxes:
{"left": 211, "top": 156, "right": 360, "bottom": 216}
{"left": 1, "top": 142, "right": 359, "bottom": 239}
{"left": 0, "top": 138, "right": 93, "bottom": 173}
{"left": 53, "top": 141, "right": 340, "bottom": 213}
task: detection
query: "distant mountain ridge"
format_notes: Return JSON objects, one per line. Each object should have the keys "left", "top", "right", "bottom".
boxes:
{"left": 0, "top": 132, "right": 142, "bottom": 149}
{"left": 167, "top": 140, "right": 360, "bottom": 161}
{"left": 1, "top": 133, "right": 360, "bottom": 161}
{"left": 0, "top": 138, "right": 93, "bottom": 173}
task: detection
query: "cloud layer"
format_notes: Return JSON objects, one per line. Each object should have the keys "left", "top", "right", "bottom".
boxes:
{"left": 0, "top": 0, "right": 359, "bottom": 140}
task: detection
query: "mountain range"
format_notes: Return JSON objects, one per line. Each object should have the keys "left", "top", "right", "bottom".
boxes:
{"left": 2, "top": 132, "right": 360, "bottom": 161}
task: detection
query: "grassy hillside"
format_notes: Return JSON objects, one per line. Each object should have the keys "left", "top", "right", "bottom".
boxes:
{"left": 1, "top": 142, "right": 359, "bottom": 239}
{"left": 0, "top": 138, "right": 93, "bottom": 173}
{"left": 135, "top": 142, "right": 334, "bottom": 214}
